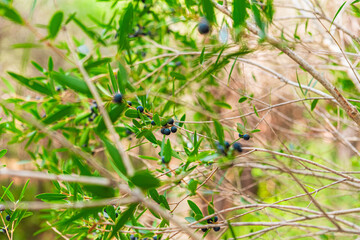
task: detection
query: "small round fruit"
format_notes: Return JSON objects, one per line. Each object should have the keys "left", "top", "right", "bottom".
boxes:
{"left": 233, "top": 142, "right": 242, "bottom": 152}
{"left": 243, "top": 134, "right": 250, "bottom": 140}
{"left": 55, "top": 86, "right": 61, "bottom": 92}
{"left": 5, "top": 215, "right": 10, "bottom": 221}
{"left": 171, "top": 126, "right": 177, "bottom": 133}
{"left": 207, "top": 218, "right": 213, "bottom": 224}
{"left": 224, "top": 141, "right": 230, "bottom": 149}
{"left": 164, "top": 128, "right": 171, "bottom": 135}
{"left": 130, "top": 235, "right": 136, "bottom": 240}
{"left": 115, "top": 212, "right": 118, "bottom": 218}
{"left": 213, "top": 226, "right": 221, "bottom": 232}
{"left": 214, "top": 216, "right": 218, "bottom": 222}
{"left": 137, "top": 106, "right": 144, "bottom": 113}
{"left": 167, "top": 118, "right": 174, "bottom": 125}
{"left": 153, "top": 236, "right": 157, "bottom": 240}
{"left": 161, "top": 128, "right": 166, "bottom": 134}
{"left": 88, "top": 117, "right": 94, "bottom": 122}
{"left": 198, "top": 19, "right": 210, "bottom": 34}
{"left": 127, "top": 101, "right": 132, "bottom": 106}
{"left": 151, "top": 120, "right": 156, "bottom": 125}
{"left": 113, "top": 93, "right": 123, "bottom": 103}
{"left": 201, "top": 228, "right": 208, "bottom": 232}
{"left": 161, "top": 156, "right": 165, "bottom": 164}
{"left": 126, "top": 129, "right": 132, "bottom": 135}
{"left": 217, "top": 145, "right": 225, "bottom": 154}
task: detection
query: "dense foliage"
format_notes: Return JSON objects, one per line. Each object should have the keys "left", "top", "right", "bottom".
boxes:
{"left": 1, "top": 0, "right": 360, "bottom": 239}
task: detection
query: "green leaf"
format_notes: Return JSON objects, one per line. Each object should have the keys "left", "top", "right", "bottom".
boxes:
{"left": 42, "top": 105, "right": 74, "bottom": 125}
{"left": 163, "top": 139, "right": 172, "bottom": 163}
{"left": 118, "top": 3, "right": 133, "bottom": 51}
{"left": 48, "top": 11, "right": 64, "bottom": 39}
{"left": 200, "top": 47, "right": 205, "bottom": 65}
{"left": 179, "top": 114, "right": 186, "bottom": 128}
{"left": 109, "top": 204, "right": 137, "bottom": 239}
{"left": 108, "top": 63, "right": 118, "bottom": 93}
{"left": 0, "top": 149, "right": 7, "bottom": 158}
{"left": 233, "top": 0, "right": 248, "bottom": 28}
{"left": 36, "top": 193, "right": 67, "bottom": 201}
{"left": 153, "top": 113, "right": 161, "bottom": 126}
{"left": 214, "top": 120, "right": 224, "bottom": 144}
{"left": 130, "top": 170, "right": 160, "bottom": 190}
{"left": 125, "top": 109, "right": 139, "bottom": 118}
{"left": 103, "top": 138, "right": 127, "bottom": 176}
{"left": 187, "top": 200, "right": 203, "bottom": 217}
{"left": 170, "top": 72, "right": 186, "bottom": 80}
{"left": 11, "top": 43, "right": 42, "bottom": 49}
{"left": 97, "top": 104, "right": 125, "bottom": 132}
{"left": 117, "top": 63, "right": 129, "bottom": 94}
{"left": 311, "top": 99, "right": 319, "bottom": 111}
{"left": 251, "top": 3, "right": 266, "bottom": 39}
{"left": 142, "top": 130, "right": 158, "bottom": 145}
{"left": 202, "top": 0, "right": 215, "bottom": 23}
{"left": 8, "top": 72, "right": 52, "bottom": 96}
{"left": 214, "top": 101, "right": 232, "bottom": 109}
{"left": 19, "top": 179, "right": 30, "bottom": 201}
{"left": 296, "top": 70, "right": 305, "bottom": 96}
{"left": 331, "top": 1, "right": 347, "bottom": 29}
{"left": 188, "top": 179, "right": 198, "bottom": 196}
{"left": 51, "top": 71, "right": 92, "bottom": 96}
{"left": 238, "top": 96, "right": 247, "bottom": 103}
{"left": 0, "top": 3, "right": 24, "bottom": 25}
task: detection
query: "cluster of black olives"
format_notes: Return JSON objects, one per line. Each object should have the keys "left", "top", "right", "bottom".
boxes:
{"left": 202, "top": 216, "right": 220, "bottom": 232}
{"left": 158, "top": 118, "right": 177, "bottom": 136}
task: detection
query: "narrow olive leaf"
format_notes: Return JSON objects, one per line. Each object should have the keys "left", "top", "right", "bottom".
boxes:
{"left": 214, "top": 101, "right": 232, "bottom": 109}
{"left": 72, "top": 17, "right": 106, "bottom": 45}
{"left": 251, "top": 3, "right": 266, "bottom": 39}
{"left": 118, "top": 3, "right": 133, "bottom": 51}
{"left": 311, "top": 99, "right": 319, "bottom": 111}
{"left": 18, "top": 179, "right": 29, "bottom": 201}
{"left": 96, "top": 104, "right": 125, "bottom": 132}
{"left": 35, "top": 193, "right": 67, "bottom": 201}
{"left": 233, "top": 0, "right": 248, "bottom": 28}
{"left": 202, "top": 0, "right": 215, "bottom": 23}
{"left": 179, "top": 114, "right": 186, "bottom": 127}
{"left": 265, "top": 0, "right": 274, "bottom": 23}
{"left": 0, "top": 3, "right": 24, "bottom": 25}
{"left": 109, "top": 204, "right": 137, "bottom": 239}
{"left": 187, "top": 200, "right": 203, "bottom": 217}
{"left": 124, "top": 109, "right": 139, "bottom": 118}
{"left": 213, "top": 120, "right": 224, "bottom": 144}
{"left": 0, "top": 149, "right": 7, "bottom": 158}
{"left": 153, "top": 113, "right": 161, "bottom": 126}
{"left": 108, "top": 63, "right": 118, "bottom": 93}
{"left": 164, "top": 139, "right": 172, "bottom": 163}
{"left": 8, "top": 72, "right": 52, "bottom": 96}
{"left": 331, "top": 1, "right": 347, "bottom": 29}
{"left": 102, "top": 138, "right": 127, "bottom": 176}
{"left": 228, "top": 56, "right": 238, "bottom": 84}
{"left": 200, "top": 47, "right": 205, "bottom": 65}
{"left": 296, "top": 70, "right": 305, "bottom": 96}
{"left": 143, "top": 130, "right": 158, "bottom": 145}
{"left": 42, "top": 105, "right": 74, "bottom": 125}
{"left": 170, "top": 72, "right": 186, "bottom": 80}
{"left": 79, "top": 127, "right": 90, "bottom": 147}
{"left": 238, "top": 96, "right": 247, "bottom": 103}
{"left": 51, "top": 71, "right": 92, "bottom": 96}
{"left": 130, "top": 170, "right": 160, "bottom": 190}
{"left": 117, "top": 63, "right": 128, "bottom": 94}
{"left": 48, "top": 11, "right": 64, "bottom": 39}
{"left": 11, "top": 43, "right": 42, "bottom": 49}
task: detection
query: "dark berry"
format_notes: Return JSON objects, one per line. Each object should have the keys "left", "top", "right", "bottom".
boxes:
{"left": 88, "top": 117, "right": 94, "bottom": 122}
{"left": 5, "top": 215, "right": 10, "bottom": 221}
{"left": 81, "top": 144, "right": 87, "bottom": 148}
{"left": 224, "top": 141, "right": 230, "bottom": 149}
{"left": 127, "top": 101, "right": 132, "bottom": 106}
{"left": 175, "top": 61, "right": 182, "bottom": 66}
{"left": 113, "top": 93, "right": 123, "bottom": 103}
{"left": 151, "top": 120, "right": 156, "bottom": 125}
{"left": 170, "top": 126, "right": 177, "bottom": 133}
{"left": 233, "top": 142, "right": 242, "bottom": 152}
{"left": 161, "top": 128, "right": 166, "bottom": 134}
{"left": 214, "top": 216, "right": 218, "bottom": 222}
{"left": 201, "top": 228, "right": 208, "bottom": 232}
{"left": 198, "top": 19, "right": 210, "bottom": 34}
{"left": 130, "top": 235, "right": 136, "bottom": 240}
{"left": 207, "top": 218, "right": 213, "bottom": 224}
{"left": 161, "top": 156, "right": 165, "bottom": 164}
{"left": 167, "top": 118, "right": 174, "bottom": 125}
{"left": 153, "top": 237, "right": 157, "bottom": 240}
{"left": 55, "top": 86, "right": 61, "bottom": 92}
{"left": 137, "top": 106, "right": 144, "bottom": 113}
{"left": 213, "top": 226, "right": 221, "bottom": 232}
{"left": 115, "top": 212, "right": 118, "bottom": 218}
{"left": 217, "top": 145, "right": 225, "bottom": 154}
{"left": 239, "top": 133, "right": 243, "bottom": 138}
{"left": 163, "top": 128, "right": 171, "bottom": 135}
{"left": 243, "top": 134, "right": 250, "bottom": 140}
